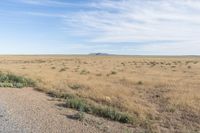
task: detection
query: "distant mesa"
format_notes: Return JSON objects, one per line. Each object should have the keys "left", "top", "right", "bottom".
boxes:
{"left": 89, "top": 53, "right": 111, "bottom": 56}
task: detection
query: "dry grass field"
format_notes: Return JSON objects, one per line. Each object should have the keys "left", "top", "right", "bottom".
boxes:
{"left": 0, "top": 55, "right": 200, "bottom": 132}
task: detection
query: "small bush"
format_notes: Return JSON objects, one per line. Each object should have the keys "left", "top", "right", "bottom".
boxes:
{"left": 121, "top": 62, "right": 125, "bottom": 66}
{"left": 80, "top": 69, "right": 90, "bottom": 75}
{"left": 59, "top": 68, "right": 67, "bottom": 72}
{"left": 137, "top": 81, "right": 143, "bottom": 85}
{"left": 110, "top": 71, "right": 117, "bottom": 75}
{"left": 51, "top": 67, "right": 56, "bottom": 69}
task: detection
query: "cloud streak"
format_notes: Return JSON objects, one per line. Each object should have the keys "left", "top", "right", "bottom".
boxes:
{"left": 18, "top": 0, "right": 73, "bottom": 6}
{"left": 65, "top": 1, "right": 200, "bottom": 40}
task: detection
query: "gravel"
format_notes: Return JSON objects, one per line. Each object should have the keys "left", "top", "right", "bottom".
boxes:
{"left": 0, "top": 88, "right": 100, "bottom": 133}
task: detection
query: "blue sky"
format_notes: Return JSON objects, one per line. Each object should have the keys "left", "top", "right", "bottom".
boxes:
{"left": 0, "top": 0, "right": 200, "bottom": 55}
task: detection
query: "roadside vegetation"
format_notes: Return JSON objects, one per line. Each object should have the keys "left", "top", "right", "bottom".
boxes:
{"left": 47, "top": 90, "right": 135, "bottom": 124}
{"left": 0, "top": 71, "right": 35, "bottom": 88}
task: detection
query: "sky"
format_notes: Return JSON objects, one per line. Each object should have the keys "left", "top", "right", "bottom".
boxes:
{"left": 0, "top": 0, "right": 200, "bottom": 55}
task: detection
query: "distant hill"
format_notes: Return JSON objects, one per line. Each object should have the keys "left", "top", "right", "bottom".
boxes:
{"left": 89, "top": 53, "right": 112, "bottom": 56}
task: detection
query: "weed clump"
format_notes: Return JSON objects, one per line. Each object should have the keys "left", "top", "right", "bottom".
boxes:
{"left": 111, "top": 71, "right": 117, "bottom": 75}
{"left": 59, "top": 68, "right": 67, "bottom": 72}
{"left": 80, "top": 69, "right": 90, "bottom": 75}
{"left": 107, "top": 71, "right": 118, "bottom": 77}
{"left": 68, "top": 84, "right": 82, "bottom": 90}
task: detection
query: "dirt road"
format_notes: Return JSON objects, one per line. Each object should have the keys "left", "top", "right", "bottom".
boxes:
{"left": 0, "top": 88, "right": 137, "bottom": 133}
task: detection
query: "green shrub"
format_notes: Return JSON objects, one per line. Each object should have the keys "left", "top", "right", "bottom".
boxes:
{"left": 65, "top": 98, "right": 90, "bottom": 111}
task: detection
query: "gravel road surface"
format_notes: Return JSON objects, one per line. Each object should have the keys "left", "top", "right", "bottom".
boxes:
{"left": 0, "top": 88, "right": 102, "bottom": 133}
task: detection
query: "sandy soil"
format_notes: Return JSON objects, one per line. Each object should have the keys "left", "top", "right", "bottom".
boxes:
{"left": 0, "top": 88, "right": 139, "bottom": 133}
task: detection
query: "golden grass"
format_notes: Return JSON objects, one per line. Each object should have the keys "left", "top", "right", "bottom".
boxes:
{"left": 0, "top": 55, "right": 199, "bottom": 131}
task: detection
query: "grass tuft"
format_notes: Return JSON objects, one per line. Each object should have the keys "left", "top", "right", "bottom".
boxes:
{"left": 68, "top": 84, "right": 82, "bottom": 90}
{"left": 80, "top": 69, "right": 90, "bottom": 75}
{"left": 59, "top": 67, "right": 68, "bottom": 72}
{"left": 110, "top": 71, "right": 117, "bottom": 75}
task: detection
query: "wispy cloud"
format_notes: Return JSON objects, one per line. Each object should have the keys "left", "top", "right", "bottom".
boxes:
{"left": 23, "top": 11, "right": 65, "bottom": 18}
{"left": 59, "top": 0, "right": 200, "bottom": 54}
